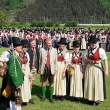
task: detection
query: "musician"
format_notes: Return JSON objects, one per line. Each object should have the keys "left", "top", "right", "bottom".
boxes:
{"left": 53, "top": 38, "right": 69, "bottom": 101}
{"left": 8, "top": 37, "right": 24, "bottom": 110}
{"left": 84, "top": 35, "right": 108, "bottom": 106}
{"left": 69, "top": 41, "right": 84, "bottom": 102}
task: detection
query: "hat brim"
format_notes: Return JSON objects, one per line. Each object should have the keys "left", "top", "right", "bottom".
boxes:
{"left": 89, "top": 40, "right": 98, "bottom": 43}
{"left": 13, "top": 43, "right": 22, "bottom": 47}
{"left": 71, "top": 45, "right": 80, "bottom": 47}
{"left": 22, "top": 45, "right": 29, "bottom": 47}
{"left": 57, "top": 42, "right": 68, "bottom": 45}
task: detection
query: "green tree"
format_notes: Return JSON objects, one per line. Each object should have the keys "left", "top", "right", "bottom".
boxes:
{"left": 0, "top": 10, "right": 9, "bottom": 27}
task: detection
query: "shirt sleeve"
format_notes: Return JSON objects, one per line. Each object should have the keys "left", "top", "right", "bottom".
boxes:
{"left": 0, "top": 51, "right": 10, "bottom": 62}
{"left": 64, "top": 52, "right": 70, "bottom": 62}
{"left": 99, "top": 48, "right": 107, "bottom": 60}
{"left": 26, "top": 52, "right": 30, "bottom": 63}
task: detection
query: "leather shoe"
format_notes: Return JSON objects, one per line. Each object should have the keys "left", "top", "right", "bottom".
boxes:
{"left": 49, "top": 99, "right": 54, "bottom": 103}
{"left": 74, "top": 98, "right": 80, "bottom": 102}
{"left": 55, "top": 96, "right": 60, "bottom": 101}
{"left": 22, "top": 102, "right": 27, "bottom": 106}
{"left": 60, "top": 97, "right": 65, "bottom": 101}
{"left": 29, "top": 99, "right": 34, "bottom": 104}
{"left": 41, "top": 98, "right": 46, "bottom": 102}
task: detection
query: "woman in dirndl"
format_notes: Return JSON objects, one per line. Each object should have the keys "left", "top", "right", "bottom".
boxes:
{"left": 69, "top": 40, "right": 84, "bottom": 102}
{"left": 84, "top": 35, "right": 108, "bottom": 106}
{"left": 20, "top": 39, "right": 31, "bottom": 106}
{"left": 53, "top": 38, "right": 69, "bottom": 101}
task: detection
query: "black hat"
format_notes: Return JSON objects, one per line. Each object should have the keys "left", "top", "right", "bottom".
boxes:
{"left": 21, "top": 39, "right": 29, "bottom": 47}
{"left": 58, "top": 38, "right": 68, "bottom": 45}
{"left": 12, "top": 37, "right": 22, "bottom": 46}
{"left": 72, "top": 41, "right": 80, "bottom": 47}
{"left": 88, "top": 35, "right": 98, "bottom": 43}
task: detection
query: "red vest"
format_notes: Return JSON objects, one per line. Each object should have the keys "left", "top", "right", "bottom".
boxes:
{"left": 58, "top": 55, "right": 64, "bottom": 62}
{"left": 72, "top": 53, "right": 82, "bottom": 64}
{"left": 88, "top": 48, "right": 101, "bottom": 63}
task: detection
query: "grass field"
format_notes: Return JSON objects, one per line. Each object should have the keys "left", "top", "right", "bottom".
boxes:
{"left": 0, "top": 47, "right": 110, "bottom": 110}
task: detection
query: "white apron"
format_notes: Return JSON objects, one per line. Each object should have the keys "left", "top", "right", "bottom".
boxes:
{"left": 70, "top": 64, "right": 83, "bottom": 97}
{"left": 84, "top": 63, "right": 104, "bottom": 101}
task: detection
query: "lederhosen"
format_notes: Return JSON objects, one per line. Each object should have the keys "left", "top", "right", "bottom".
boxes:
{"left": 41, "top": 49, "right": 54, "bottom": 84}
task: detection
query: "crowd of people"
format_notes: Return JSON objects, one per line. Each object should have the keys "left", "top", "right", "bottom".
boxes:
{"left": 0, "top": 27, "right": 110, "bottom": 51}
{"left": 0, "top": 27, "right": 109, "bottom": 110}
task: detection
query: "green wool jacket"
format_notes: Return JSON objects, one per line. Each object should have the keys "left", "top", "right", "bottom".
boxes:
{"left": 8, "top": 54, "right": 24, "bottom": 88}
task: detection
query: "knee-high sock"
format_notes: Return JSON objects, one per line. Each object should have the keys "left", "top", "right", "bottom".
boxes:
{"left": 49, "top": 86, "right": 54, "bottom": 99}
{"left": 42, "top": 86, "right": 46, "bottom": 98}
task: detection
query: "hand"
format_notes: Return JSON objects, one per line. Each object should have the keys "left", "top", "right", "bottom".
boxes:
{"left": 0, "top": 61, "right": 4, "bottom": 67}
{"left": 105, "top": 71, "right": 108, "bottom": 76}
{"left": 62, "top": 72, "right": 65, "bottom": 78}
{"left": 71, "top": 65, "right": 76, "bottom": 69}
{"left": 17, "top": 85, "right": 21, "bottom": 90}
{"left": 54, "top": 70, "right": 57, "bottom": 75}
{"left": 28, "top": 74, "right": 32, "bottom": 78}
{"left": 38, "top": 69, "right": 41, "bottom": 74}
{"left": 82, "top": 73, "right": 84, "bottom": 79}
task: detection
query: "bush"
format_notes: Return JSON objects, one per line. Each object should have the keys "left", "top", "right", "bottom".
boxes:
{"left": 31, "top": 21, "right": 37, "bottom": 27}
{"left": 36, "top": 21, "right": 46, "bottom": 27}
{"left": 65, "top": 21, "right": 77, "bottom": 27}
{"left": 65, "top": 21, "right": 71, "bottom": 27}
{"left": 9, "top": 22, "right": 30, "bottom": 28}
{"left": 70, "top": 21, "right": 77, "bottom": 27}
{"left": 54, "top": 22, "right": 60, "bottom": 27}
{"left": 9, "top": 22, "right": 20, "bottom": 27}
{"left": 46, "top": 21, "right": 54, "bottom": 27}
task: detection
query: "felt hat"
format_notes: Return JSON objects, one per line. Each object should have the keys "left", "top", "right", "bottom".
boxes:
{"left": 72, "top": 40, "right": 80, "bottom": 47}
{"left": 58, "top": 38, "right": 68, "bottom": 45}
{"left": 21, "top": 39, "right": 29, "bottom": 47}
{"left": 88, "top": 35, "right": 98, "bottom": 43}
{"left": 12, "top": 37, "right": 22, "bottom": 46}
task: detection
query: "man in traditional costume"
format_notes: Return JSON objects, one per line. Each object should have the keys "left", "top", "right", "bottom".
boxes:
{"left": 53, "top": 38, "right": 69, "bottom": 101}
{"left": 27, "top": 38, "right": 39, "bottom": 104}
{"left": 38, "top": 39, "right": 57, "bottom": 103}
{"left": 7, "top": 37, "right": 24, "bottom": 110}
{"left": 84, "top": 35, "right": 108, "bottom": 106}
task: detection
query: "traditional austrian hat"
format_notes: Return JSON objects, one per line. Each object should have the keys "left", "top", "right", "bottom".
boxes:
{"left": 72, "top": 40, "right": 80, "bottom": 47}
{"left": 88, "top": 35, "right": 98, "bottom": 43}
{"left": 12, "top": 37, "right": 22, "bottom": 46}
{"left": 58, "top": 38, "right": 68, "bottom": 45}
{"left": 21, "top": 39, "right": 29, "bottom": 47}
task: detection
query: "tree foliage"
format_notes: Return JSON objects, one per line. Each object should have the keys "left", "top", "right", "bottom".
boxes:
{"left": 0, "top": 10, "right": 9, "bottom": 27}
{"left": 1, "top": 0, "right": 110, "bottom": 23}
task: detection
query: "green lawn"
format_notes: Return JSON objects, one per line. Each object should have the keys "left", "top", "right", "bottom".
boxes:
{"left": 0, "top": 47, "right": 110, "bottom": 110}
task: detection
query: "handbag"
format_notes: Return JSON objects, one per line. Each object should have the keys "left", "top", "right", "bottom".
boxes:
{"left": 2, "top": 84, "right": 12, "bottom": 98}
{"left": 68, "top": 65, "right": 75, "bottom": 76}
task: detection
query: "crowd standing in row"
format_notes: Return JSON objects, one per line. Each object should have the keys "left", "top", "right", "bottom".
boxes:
{"left": 0, "top": 27, "right": 110, "bottom": 51}
{"left": 0, "top": 27, "right": 109, "bottom": 110}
